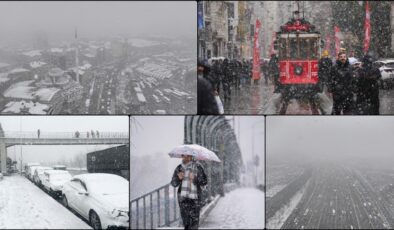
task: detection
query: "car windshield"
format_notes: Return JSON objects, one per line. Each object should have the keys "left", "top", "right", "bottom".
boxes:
{"left": 87, "top": 176, "right": 128, "bottom": 195}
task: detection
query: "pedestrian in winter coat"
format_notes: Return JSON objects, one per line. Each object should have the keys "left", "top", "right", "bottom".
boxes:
{"left": 329, "top": 52, "right": 355, "bottom": 115}
{"left": 222, "top": 59, "right": 232, "bottom": 102}
{"left": 268, "top": 54, "right": 280, "bottom": 92}
{"left": 37, "top": 129, "right": 40, "bottom": 139}
{"left": 318, "top": 50, "right": 333, "bottom": 91}
{"left": 197, "top": 74, "right": 219, "bottom": 115}
{"left": 171, "top": 155, "right": 207, "bottom": 229}
{"left": 354, "top": 54, "right": 381, "bottom": 114}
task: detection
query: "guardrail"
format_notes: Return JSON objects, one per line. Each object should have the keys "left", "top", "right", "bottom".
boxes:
{"left": 1, "top": 131, "right": 128, "bottom": 139}
{"left": 130, "top": 183, "right": 180, "bottom": 229}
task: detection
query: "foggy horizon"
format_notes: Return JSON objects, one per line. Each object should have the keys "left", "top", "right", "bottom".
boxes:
{"left": 267, "top": 116, "right": 394, "bottom": 165}
{"left": 0, "top": 1, "right": 196, "bottom": 42}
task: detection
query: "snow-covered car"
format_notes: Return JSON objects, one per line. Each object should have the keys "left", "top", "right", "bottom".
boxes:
{"left": 0, "top": 172, "right": 3, "bottom": 180}
{"left": 25, "top": 162, "right": 40, "bottom": 178}
{"left": 42, "top": 170, "right": 72, "bottom": 197}
{"left": 375, "top": 59, "right": 394, "bottom": 89}
{"left": 61, "top": 173, "right": 129, "bottom": 229}
{"left": 27, "top": 165, "right": 42, "bottom": 181}
{"left": 53, "top": 165, "right": 67, "bottom": 170}
{"left": 33, "top": 166, "right": 53, "bottom": 186}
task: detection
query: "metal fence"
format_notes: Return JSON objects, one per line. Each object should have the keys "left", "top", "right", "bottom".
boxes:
{"left": 130, "top": 183, "right": 180, "bottom": 229}
{"left": 1, "top": 131, "right": 128, "bottom": 139}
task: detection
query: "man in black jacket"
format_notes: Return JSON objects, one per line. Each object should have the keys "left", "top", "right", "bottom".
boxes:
{"left": 354, "top": 54, "right": 381, "bottom": 114}
{"left": 329, "top": 52, "right": 355, "bottom": 115}
{"left": 171, "top": 155, "right": 207, "bottom": 229}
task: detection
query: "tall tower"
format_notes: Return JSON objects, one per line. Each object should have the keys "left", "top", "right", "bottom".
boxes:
{"left": 75, "top": 27, "right": 80, "bottom": 83}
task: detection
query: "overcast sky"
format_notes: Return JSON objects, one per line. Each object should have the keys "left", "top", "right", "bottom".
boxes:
{"left": 0, "top": 1, "right": 196, "bottom": 40}
{"left": 267, "top": 116, "right": 394, "bottom": 164}
{"left": 1, "top": 116, "right": 128, "bottom": 164}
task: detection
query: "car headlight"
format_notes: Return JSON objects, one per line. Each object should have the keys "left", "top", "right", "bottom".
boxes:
{"left": 110, "top": 209, "right": 128, "bottom": 218}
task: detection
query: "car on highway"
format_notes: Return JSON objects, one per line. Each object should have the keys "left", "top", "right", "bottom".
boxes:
{"left": 33, "top": 166, "right": 53, "bottom": 186}
{"left": 375, "top": 59, "right": 394, "bottom": 89}
{"left": 61, "top": 173, "right": 129, "bottom": 229}
{"left": 27, "top": 165, "right": 42, "bottom": 181}
{"left": 42, "top": 170, "right": 72, "bottom": 197}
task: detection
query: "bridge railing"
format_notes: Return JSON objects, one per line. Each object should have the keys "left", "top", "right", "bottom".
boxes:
{"left": 1, "top": 131, "right": 128, "bottom": 139}
{"left": 130, "top": 183, "right": 180, "bottom": 229}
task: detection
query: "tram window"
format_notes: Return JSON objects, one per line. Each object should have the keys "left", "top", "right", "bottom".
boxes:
{"left": 300, "top": 39, "right": 309, "bottom": 59}
{"left": 279, "top": 38, "right": 287, "bottom": 59}
{"left": 310, "top": 39, "right": 318, "bottom": 59}
{"left": 290, "top": 38, "right": 298, "bottom": 59}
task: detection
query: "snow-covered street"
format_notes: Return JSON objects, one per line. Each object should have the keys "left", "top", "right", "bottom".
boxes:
{"left": 0, "top": 175, "right": 91, "bottom": 229}
{"left": 200, "top": 187, "right": 265, "bottom": 229}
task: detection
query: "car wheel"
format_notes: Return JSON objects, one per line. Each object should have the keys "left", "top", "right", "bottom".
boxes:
{"left": 62, "top": 196, "right": 69, "bottom": 208}
{"left": 89, "top": 210, "right": 102, "bottom": 230}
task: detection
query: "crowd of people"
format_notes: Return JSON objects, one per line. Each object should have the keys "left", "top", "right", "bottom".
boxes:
{"left": 198, "top": 49, "right": 382, "bottom": 115}
{"left": 318, "top": 49, "right": 381, "bottom": 115}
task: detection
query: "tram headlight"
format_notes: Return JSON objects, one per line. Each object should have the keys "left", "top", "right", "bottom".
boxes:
{"left": 294, "top": 65, "right": 303, "bottom": 75}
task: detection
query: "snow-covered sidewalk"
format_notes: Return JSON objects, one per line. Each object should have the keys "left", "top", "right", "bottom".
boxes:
{"left": 200, "top": 187, "right": 265, "bottom": 229}
{"left": 0, "top": 175, "right": 91, "bottom": 229}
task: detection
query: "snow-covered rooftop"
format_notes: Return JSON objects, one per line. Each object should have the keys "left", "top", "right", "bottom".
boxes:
{"left": 2, "top": 100, "right": 49, "bottom": 114}
{"left": 30, "top": 61, "right": 46, "bottom": 69}
{"left": 22, "top": 50, "right": 42, "bottom": 57}
{"left": 9, "top": 68, "right": 30, "bottom": 75}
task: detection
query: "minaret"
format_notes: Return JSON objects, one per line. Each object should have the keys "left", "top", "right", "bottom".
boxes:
{"left": 75, "top": 27, "right": 80, "bottom": 83}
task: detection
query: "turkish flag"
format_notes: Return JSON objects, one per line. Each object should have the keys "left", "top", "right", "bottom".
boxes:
{"left": 334, "top": 25, "right": 341, "bottom": 57}
{"left": 364, "top": 1, "right": 371, "bottom": 54}
{"left": 252, "top": 19, "right": 261, "bottom": 80}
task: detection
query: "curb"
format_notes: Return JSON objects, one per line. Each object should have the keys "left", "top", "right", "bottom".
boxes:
{"left": 199, "top": 195, "right": 221, "bottom": 224}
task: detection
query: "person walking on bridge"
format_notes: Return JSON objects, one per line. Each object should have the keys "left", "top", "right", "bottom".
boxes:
{"left": 37, "top": 129, "right": 40, "bottom": 139}
{"left": 171, "top": 155, "right": 207, "bottom": 229}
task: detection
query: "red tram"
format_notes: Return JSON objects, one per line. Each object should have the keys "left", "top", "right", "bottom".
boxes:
{"left": 275, "top": 11, "right": 322, "bottom": 98}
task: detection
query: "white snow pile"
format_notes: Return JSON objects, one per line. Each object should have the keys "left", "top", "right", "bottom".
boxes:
{"left": 0, "top": 175, "right": 91, "bottom": 229}
{"left": 201, "top": 187, "right": 265, "bottom": 229}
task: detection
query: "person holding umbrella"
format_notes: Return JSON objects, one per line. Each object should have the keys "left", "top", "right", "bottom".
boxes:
{"left": 170, "top": 145, "right": 211, "bottom": 229}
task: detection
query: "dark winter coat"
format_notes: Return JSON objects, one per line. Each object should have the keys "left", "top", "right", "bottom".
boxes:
{"left": 318, "top": 57, "right": 333, "bottom": 84}
{"left": 197, "top": 75, "right": 219, "bottom": 115}
{"left": 171, "top": 162, "right": 208, "bottom": 205}
{"left": 354, "top": 59, "right": 381, "bottom": 114}
{"left": 329, "top": 59, "right": 354, "bottom": 97}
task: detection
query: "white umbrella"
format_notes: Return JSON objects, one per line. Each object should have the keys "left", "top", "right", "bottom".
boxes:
{"left": 168, "top": 144, "right": 221, "bottom": 162}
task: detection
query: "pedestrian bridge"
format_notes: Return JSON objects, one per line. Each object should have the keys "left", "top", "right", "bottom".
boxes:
{"left": 0, "top": 130, "right": 129, "bottom": 173}
{"left": 1, "top": 131, "right": 129, "bottom": 147}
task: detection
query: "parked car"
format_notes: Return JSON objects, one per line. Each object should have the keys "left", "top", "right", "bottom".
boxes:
{"left": 42, "top": 170, "right": 72, "bottom": 197}
{"left": 25, "top": 162, "right": 40, "bottom": 178}
{"left": 375, "top": 59, "right": 394, "bottom": 89}
{"left": 61, "top": 173, "right": 129, "bottom": 229}
{"left": 27, "top": 165, "right": 42, "bottom": 181}
{"left": 33, "top": 166, "right": 53, "bottom": 186}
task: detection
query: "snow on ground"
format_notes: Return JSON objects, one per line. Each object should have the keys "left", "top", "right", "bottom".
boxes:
{"left": 34, "top": 87, "right": 60, "bottom": 102}
{"left": 266, "top": 181, "right": 308, "bottom": 229}
{"left": 3, "top": 80, "right": 35, "bottom": 99}
{"left": 2, "top": 100, "right": 48, "bottom": 114}
{"left": 0, "top": 175, "right": 91, "bottom": 229}
{"left": 201, "top": 187, "right": 264, "bottom": 229}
